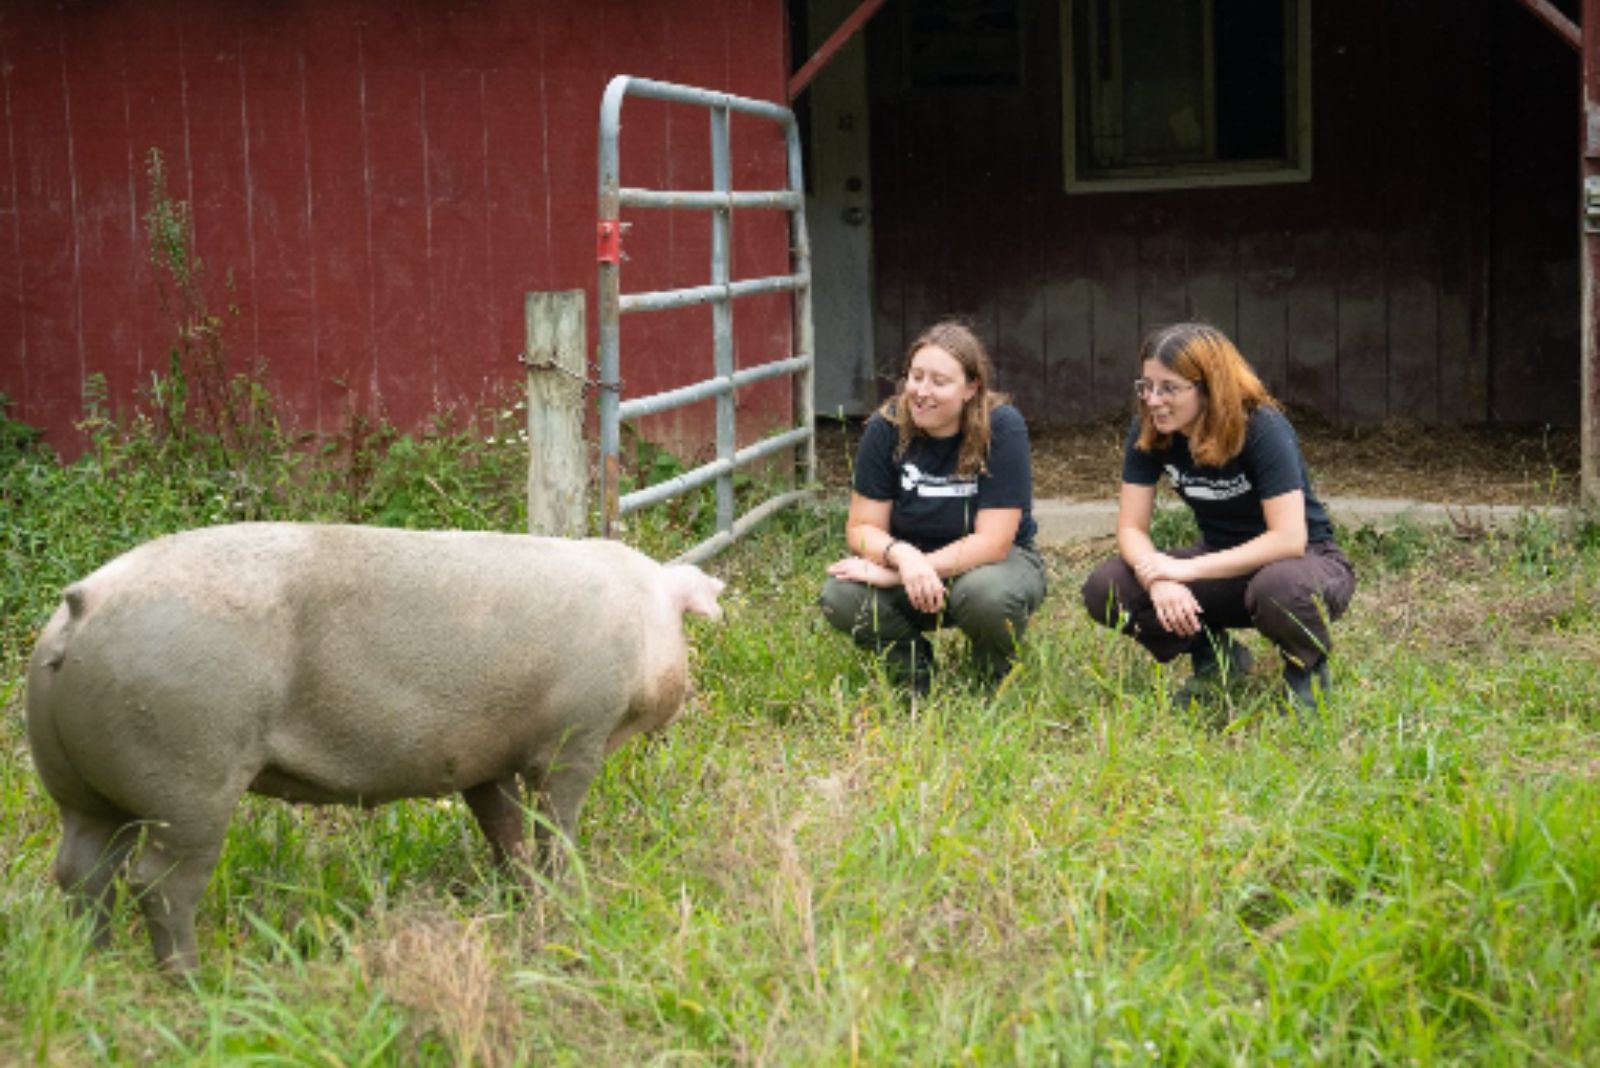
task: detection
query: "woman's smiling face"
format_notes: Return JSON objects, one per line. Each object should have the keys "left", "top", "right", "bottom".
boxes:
{"left": 1139, "top": 358, "right": 1203, "bottom": 437}
{"left": 905, "top": 344, "right": 977, "bottom": 438}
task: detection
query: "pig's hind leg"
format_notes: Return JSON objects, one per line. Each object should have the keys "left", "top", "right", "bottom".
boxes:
{"left": 126, "top": 816, "right": 231, "bottom": 974}
{"left": 54, "top": 805, "right": 140, "bottom": 947}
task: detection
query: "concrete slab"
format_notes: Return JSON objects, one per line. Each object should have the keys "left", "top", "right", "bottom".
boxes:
{"left": 1031, "top": 497, "right": 1569, "bottom": 546}
{"left": 1033, "top": 499, "right": 1119, "bottom": 544}
{"left": 1318, "top": 498, "right": 1567, "bottom": 533}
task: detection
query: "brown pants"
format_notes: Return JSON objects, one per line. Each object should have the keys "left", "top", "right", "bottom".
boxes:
{"left": 1080, "top": 541, "right": 1357, "bottom": 668}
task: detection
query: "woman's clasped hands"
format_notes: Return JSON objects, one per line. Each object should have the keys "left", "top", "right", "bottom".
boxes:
{"left": 825, "top": 541, "right": 948, "bottom": 613}
{"left": 892, "top": 544, "right": 947, "bottom": 613}
{"left": 825, "top": 555, "right": 896, "bottom": 587}
{"left": 1135, "top": 552, "right": 1204, "bottom": 638}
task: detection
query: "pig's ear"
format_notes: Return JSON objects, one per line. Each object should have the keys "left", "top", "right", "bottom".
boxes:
{"left": 665, "top": 565, "right": 725, "bottom": 622}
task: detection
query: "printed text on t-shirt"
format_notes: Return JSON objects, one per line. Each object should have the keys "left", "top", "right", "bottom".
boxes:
{"left": 902, "top": 463, "right": 979, "bottom": 498}
{"left": 1164, "top": 464, "right": 1253, "bottom": 501}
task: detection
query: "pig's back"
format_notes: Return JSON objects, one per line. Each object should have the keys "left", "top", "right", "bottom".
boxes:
{"left": 31, "top": 524, "right": 674, "bottom": 810}
{"left": 262, "top": 527, "right": 672, "bottom": 801}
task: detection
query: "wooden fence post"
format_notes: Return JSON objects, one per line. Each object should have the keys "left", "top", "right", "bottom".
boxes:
{"left": 524, "top": 290, "right": 588, "bottom": 537}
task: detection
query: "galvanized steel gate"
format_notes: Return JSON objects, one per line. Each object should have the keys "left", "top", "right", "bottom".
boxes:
{"left": 597, "top": 75, "right": 817, "bottom": 564}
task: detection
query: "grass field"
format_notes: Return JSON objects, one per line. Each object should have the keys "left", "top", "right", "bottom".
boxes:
{"left": 4, "top": 401, "right": 1600, "bottom": 1066}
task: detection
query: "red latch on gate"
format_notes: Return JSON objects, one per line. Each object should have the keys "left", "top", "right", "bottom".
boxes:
{"left": 597, "top": 220, "right": 629, "bottom": 265}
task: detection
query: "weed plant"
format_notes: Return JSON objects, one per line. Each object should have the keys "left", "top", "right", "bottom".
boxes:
{"left": 3, "top": 380, "right": 1600, "bottom": 1063}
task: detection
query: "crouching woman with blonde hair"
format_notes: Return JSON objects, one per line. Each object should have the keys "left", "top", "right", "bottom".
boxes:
{"left": 820, "top": 320, "right": 1047, "bottom": 696}
{"left": 1080, "top": 322, "right": 1357, "bottom": 712}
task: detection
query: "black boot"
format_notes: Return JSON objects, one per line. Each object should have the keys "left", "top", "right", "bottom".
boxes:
{"left": 884, "top": 637, "right": 935, "bottom": 698}
{"left": 1174, "top": 629, "right": 1255, "bottom": 707}
{"left": 967, "top": 643, "right": 1017, "bottom": 695}
{"left": 1282, "top": 658, "right": 1331, "bottom": 713}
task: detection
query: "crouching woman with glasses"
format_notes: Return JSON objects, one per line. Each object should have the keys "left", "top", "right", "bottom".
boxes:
{"left": 1080, "top": 322, "right": 1357, "bottom": 713}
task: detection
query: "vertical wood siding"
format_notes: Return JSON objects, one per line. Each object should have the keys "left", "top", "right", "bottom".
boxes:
{"left": 0, "top": 0, "right": 794, "bottom": 455}
{"left": 867, "top": 0, "right": 1578, "bottom": 428}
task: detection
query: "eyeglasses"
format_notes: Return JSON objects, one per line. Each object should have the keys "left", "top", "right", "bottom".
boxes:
{"left": 1133, "top": 378, "right": 1198, "bottom": 401}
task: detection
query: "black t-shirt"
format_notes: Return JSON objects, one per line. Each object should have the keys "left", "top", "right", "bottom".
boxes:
{"left": 853, "top": 403, "right": 1037, "bottom": 552}
{"left": 1122, "top": 406, "right": 1334, "bottom": 549}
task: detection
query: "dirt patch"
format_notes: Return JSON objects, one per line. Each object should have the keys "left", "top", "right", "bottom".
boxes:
{"left": 815, "top": 410, "right": 1581, "bottom": 507}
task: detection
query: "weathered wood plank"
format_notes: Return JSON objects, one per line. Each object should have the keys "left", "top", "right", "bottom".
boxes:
{"left": 237, "top": 12, "right": 321, "bottom": 424}
{"left": 1137, "top": 204, "right": 1187, "bottom": 335}
{"left": 57, "top": 7, "right": 144, "bottom": 419}
{"left": 1383, "top": 0, "right": 1447, "bottom": 424}
{"left": 1490, "top": 0, "right": 1578, "bottom": 425}
{"left": 1325, "top": 0, "right": 1388, "bottom": 425}
{"left": 1185, "top": 198, "right": 1239, "bottom": 339}
{"left": 1041, "top": 276, "right": 1095, "bottom": 423}
{"left": 8, "top": 11, "right": 79, "bottom": 433}
{"left": 1235, "top": 224, "right": 1293, "bottom": 399}
{"left": 1286, "top": 228, "right": 1339, "bottom": 417}
{"left": 1090, "top": 224, "right": 1140, "bottom": 415}
{"left": 525, "top": 291, "right": 588, "bottom": 538}
{"left": 421, "top": 66, "right": 497, "bottom": 414}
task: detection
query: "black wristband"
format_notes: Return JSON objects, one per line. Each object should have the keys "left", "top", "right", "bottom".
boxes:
{"left": 883, "top": 538, "right": 902, "bottom": 569}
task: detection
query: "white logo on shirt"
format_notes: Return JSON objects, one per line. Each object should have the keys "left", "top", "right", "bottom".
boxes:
{"left": 1165, "top": 464, "right": 1252, "bottom": 501}
{"left": 902, "top": 463, "right": 978, "bottom": 498}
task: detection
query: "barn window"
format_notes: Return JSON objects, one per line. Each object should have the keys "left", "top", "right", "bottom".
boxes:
{"left": 1063, "top": 0, "right": 1311, "bottom": 192}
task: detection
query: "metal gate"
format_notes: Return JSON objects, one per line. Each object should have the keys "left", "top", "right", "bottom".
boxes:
{"left": 597, "top": 75, "right": 816, "bottom": 565}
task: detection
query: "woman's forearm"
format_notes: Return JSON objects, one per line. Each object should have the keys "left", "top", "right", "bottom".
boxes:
{"left": 923, "top": 530, "right": 1011, "bottom": 578}
{"left": 1117, "top": 527, "right": 1158, "bottom": 569}
{"left": 1185, "top": 527, "right": 1306, "bottom": 580}
{"left": 843, "top": 521, "right": 899, "bottom": 568}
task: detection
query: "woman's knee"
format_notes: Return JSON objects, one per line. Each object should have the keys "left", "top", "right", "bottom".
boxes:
{"left": 948, "top": 589, "right": 1034, "bottom": 663}
{"left": 950, "top": 579, "right": 1030, "bottom": 633}
{"left": 1080, "top": 557, "right": 1132, "bottom": 625}
{"left": 1244, "top": 570, "right": 1334, "bottom": 650}
{"left": 818, "top": 577, "right": 870, "bottom": 634}
{"left": 951, "top": 556, "right": 1045, "bottom": 627}
{"left": 1245, "top": 563, "right": 1320, "bottom": 621}
{"left": 820, "top": 578, "right": 922, "bottom": 648}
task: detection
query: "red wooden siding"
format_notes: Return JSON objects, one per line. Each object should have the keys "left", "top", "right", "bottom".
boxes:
{"left": 0, "top": 0, "right": 796, "bottom": 456}
{"left": 866, "top": 0, "right": 1579, "bottom": 428}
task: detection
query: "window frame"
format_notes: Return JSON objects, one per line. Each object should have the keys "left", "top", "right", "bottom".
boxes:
{"left": 1060, "top": 0, "right": 1313, "bottom": 194}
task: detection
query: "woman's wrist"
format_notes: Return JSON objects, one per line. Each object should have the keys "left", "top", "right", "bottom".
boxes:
{"left": 882, "top": 538, "right": 902, "bottom": 569}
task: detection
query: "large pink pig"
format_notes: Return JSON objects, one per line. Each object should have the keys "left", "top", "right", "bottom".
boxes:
{"left": 26, "top": 522, "right": 724, "bottom": 973}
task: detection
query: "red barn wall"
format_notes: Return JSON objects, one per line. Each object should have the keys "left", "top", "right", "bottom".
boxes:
{"left": 0, "top": 0, "right": 797, "bottom": 458}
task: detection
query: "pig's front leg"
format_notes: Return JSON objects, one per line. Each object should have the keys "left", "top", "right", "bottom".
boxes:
{"left": 463, "top": 776, "right": 534, "bottom": 884}
{"left": 464, "top": 777, "right": 537, "bottom": 882}
{"left": 530, "top": 741, "right": 605, "bottom": 876}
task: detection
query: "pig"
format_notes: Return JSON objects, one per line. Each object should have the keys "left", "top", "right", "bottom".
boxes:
{"left": 24, "top": 522, "right": 725, "bottom": 973}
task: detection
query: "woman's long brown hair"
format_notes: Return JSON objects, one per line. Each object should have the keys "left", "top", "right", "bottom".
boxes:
{"left": 879, "top": 320, "right": 1009, "bottom": 477}
{"left": 1135, "top": 322, "right": 1278, "bottom": 466}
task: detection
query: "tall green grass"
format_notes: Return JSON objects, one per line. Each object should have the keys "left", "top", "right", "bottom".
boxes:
{"left": 3, "top": 393, "right": 1600, "bottom": 1064}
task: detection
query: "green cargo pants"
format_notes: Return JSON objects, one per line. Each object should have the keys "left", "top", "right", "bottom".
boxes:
{"left": 819, "top": 544, "right": 1048, "bottom": 691}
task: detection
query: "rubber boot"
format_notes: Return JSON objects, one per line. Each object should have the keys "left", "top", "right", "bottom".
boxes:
{"left": 884, "top": 636, "right": 935, "bottom": 699}
{"left": 1283, "top": 658, "right": 1331, "bottom": 713}
{"left": 1174, "top": 629, "right": 1255, "bottom": 707}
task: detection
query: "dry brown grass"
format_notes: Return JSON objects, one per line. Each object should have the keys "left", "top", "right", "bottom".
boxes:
{"left": 1358, "top": 556, "right": 1600, "bottom": 659}
{"left": 815, "top": 412, "right": 1581, "bottom": 506}
{"left": 357, "top": 911, "right": 522, "bottom": 1067}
